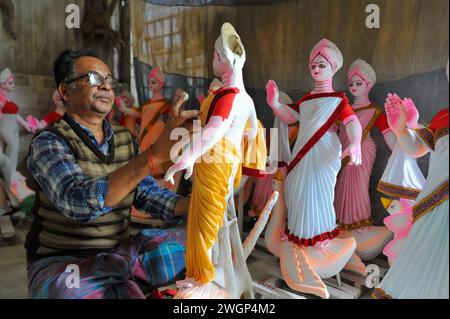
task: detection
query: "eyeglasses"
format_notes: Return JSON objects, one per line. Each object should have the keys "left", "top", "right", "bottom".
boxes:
{"left": 64, "top": 71, "right": 119, "bottom": 89}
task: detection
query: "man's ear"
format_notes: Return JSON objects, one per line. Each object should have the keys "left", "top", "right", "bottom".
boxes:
{"left": 58, "top": 84, "right": 70, "bottom": 105}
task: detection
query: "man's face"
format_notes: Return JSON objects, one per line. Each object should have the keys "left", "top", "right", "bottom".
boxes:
{"left": 62, "top": 56, "right": 115, "bottom": 116}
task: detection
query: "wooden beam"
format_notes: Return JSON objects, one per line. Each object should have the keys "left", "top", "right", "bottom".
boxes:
{"left": 119, "top": 0, "right": 131, "bottom": 86}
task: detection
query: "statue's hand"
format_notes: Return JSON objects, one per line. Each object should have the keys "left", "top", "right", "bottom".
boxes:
{"left": 164, "top": 159, "right": 193, "bottom": 185}
{"left": 342, "top": 143, "right": 362, "bottom": 166}
{"left": 164, "top": 163, "right": 180, "bottom": 185}
{"left": 265, "top": 80, "right": 281, "bottom": 111}
{"left": 172, "top": 89, "right": 189, "bottom": 117}
{"left": 385, "top": 93, "right": 408, "bottom": 136}
{"left": 184, "top": 163, "right": 194, "bottom": 181}
{"left": 403, "top": 97, "right": 420, "bottom": 129}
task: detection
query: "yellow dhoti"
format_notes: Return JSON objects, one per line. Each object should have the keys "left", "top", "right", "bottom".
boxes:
{"left": 186, "top": 138, "right": 241, "bottom": 284}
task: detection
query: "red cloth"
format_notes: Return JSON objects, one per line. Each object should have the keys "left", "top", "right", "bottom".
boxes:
{"left": 285, "top": 226, "right": 340, "bottom": 247}
{"left": 43, "top": 112, "right": 63, "bottom": 125}
{"left": 375, "top": 112, "right": 389, "bottom": 132}
{"left": 338, "top": 101, "right": 356, "bottom": 122}
{"left": 429, "top": 108, "right": 449, "bottom": 133}
{"left": 1, "top": 100, "right": 19, "bottom": 114}
{"left": 210, "top": 87, "right": 240, "bottom": 121}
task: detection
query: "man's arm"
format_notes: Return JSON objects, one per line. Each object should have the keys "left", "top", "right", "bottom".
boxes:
{"left": 29, "top": 132, "right": 189, "bottom": 223}
{"left": 105, "top": 101, "right": 198, "bottom": 207}
{"left": 28, "top": 132, "right": 114, "bottom": 222}
{"left": 133, "top": 175, "right": 189, "bottom": 224}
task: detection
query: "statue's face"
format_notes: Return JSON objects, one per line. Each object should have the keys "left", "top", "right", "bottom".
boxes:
{"left": 213, "top": 50, "right": 230, "bottom": 78}
{"left": 348, "top": 74, "right": 371, "bottom": 97}
{"left": 309, "top": 55, "right": 334, "bottom": 82}
{"left": 148, "top": 77, "right": 162, "bottom": 94}
{"left": 1, "top": 76, "right": 15, "bottom": 92}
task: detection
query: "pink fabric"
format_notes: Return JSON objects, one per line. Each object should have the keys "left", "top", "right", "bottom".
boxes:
{"left": 249, "top": 173, "right": 274, "bottom": 216}
{"left": 335, "top": 108, "right": 377, "bottom": 225}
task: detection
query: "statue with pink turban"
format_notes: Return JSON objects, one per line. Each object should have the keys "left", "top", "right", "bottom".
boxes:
{"left": 334, "top": 59, "right": 397, "bottom": 265}
{"left": 131, "top": 67, "right": 181, "bottom": 223}
{"left": 265, "top": 39, "right": 363, "bottom": 298}
{"left": 139, "top": 67, "right": 169, "bottom": 152}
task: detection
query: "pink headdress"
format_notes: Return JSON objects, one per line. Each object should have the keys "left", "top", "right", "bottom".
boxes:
{"left": 0, "top": 68, "right": 13, "bottom": 84}
{"left": 147, "top": 67, "right": 166, "bottom": 87}
{"left": 347, "top": 59, "right": 376, "bottom": 87}
{"left": 309, "top": 39, "right": 343, "bottom": 73}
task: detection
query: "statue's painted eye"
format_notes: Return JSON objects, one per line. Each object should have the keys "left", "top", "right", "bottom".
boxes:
{"left": 319, "top": 64, "right": 326, "bottom": 69}
{"left": 349, "top": 83, "right": 354, "bottom": 87}
{"left": 357, "top": 82, "right": 363, "bottom": 86}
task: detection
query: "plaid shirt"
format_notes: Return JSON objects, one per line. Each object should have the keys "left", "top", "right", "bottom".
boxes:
{"left": 27, "top": 114, "right": 183, "bottom": 224}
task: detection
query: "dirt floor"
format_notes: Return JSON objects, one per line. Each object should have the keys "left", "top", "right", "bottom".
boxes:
{"left": 0, "top": 227, "right": 29, "bottom": 299}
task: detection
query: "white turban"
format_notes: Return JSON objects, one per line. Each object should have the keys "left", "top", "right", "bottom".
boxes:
{"left": 347, "top": 59, "right": 377, "bottom": 87}
{"left": 309, "top": 39, "right": 343, "bottom": 73}
{"left": 215, "top": 22, "right": 246, "bottom": 68}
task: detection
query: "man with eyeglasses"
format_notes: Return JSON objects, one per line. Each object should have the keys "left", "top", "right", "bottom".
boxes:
{"left": 24, "top": 50, "right": 197, "bottom": 299}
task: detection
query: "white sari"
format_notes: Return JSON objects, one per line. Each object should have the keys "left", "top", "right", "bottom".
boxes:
{"left": 285, "top": 96, "right": 343, "bottom": 241}
{"left": 378, "top": 133, "right": 448, "bottom": 298}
